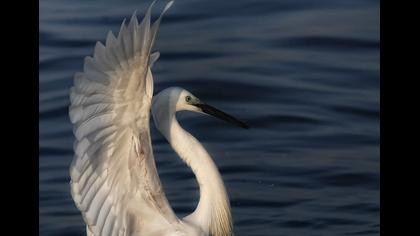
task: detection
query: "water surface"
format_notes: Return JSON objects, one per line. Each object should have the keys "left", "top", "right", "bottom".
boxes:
{"left": 39, "top": 0, "right": 380, "bottom": 235}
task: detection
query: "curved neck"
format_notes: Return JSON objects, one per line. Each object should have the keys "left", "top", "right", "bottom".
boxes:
{"left": 157, "top": 113, "right": 232, "bottom": 236}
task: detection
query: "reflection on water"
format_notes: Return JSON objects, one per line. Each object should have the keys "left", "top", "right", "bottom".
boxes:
{"left": 40, "top": 0, "right": 379, "bottom": 235}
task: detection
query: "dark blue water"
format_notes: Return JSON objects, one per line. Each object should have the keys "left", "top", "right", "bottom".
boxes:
{"left": 39, "top": 0, "right": 380, "bottom": 235}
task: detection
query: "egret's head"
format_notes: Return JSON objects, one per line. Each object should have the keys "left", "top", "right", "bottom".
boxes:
{"left": 174, "top": 89, "right": 203, "bottom": 113}
{"left": 152, "top": 87, "right": 249, "bottom": 129}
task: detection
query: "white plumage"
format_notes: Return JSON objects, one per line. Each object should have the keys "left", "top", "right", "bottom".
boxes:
{"left": 69, "top": 1, "right": 247, "bottom": 235}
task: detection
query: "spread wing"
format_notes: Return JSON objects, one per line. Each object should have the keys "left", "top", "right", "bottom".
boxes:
{"left": 68, "top": 1, "right": 177, "bottom": 235}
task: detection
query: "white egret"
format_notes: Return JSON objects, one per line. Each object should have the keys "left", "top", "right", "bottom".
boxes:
{"left": 68, "top": 1, "right": 248, "bottom": 236}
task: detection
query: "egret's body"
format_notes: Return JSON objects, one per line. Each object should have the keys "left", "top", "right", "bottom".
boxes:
{"left": 152, "top": 88, "right": 233, "bottom": 236}
{"left": 69, "top": 1, "right": 247, "bottom": 236}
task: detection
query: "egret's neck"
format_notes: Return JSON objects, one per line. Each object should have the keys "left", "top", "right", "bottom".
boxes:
{"left": 154, "top": 110, "right": 232, "bottom": 236}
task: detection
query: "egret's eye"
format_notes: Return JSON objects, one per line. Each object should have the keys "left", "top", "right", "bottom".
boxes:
{"left": 185, "top": 96, "right": 192, "bottom": 103}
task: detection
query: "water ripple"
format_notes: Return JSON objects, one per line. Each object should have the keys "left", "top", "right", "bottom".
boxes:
{"left": 271, "top": 36, "right": 379, "bottom": 51}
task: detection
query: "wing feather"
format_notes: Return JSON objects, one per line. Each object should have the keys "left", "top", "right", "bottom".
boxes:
{"left": 69, "top": 1, "right": 177, "bottom": 235}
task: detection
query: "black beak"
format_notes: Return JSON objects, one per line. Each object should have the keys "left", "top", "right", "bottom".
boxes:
{"left": 194, "top": 103, "right": 249, "bottom": 129}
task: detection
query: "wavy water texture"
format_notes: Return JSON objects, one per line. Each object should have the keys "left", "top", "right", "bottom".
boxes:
{"left": 39, "top": 0, "right": 379, "bottom": 235}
